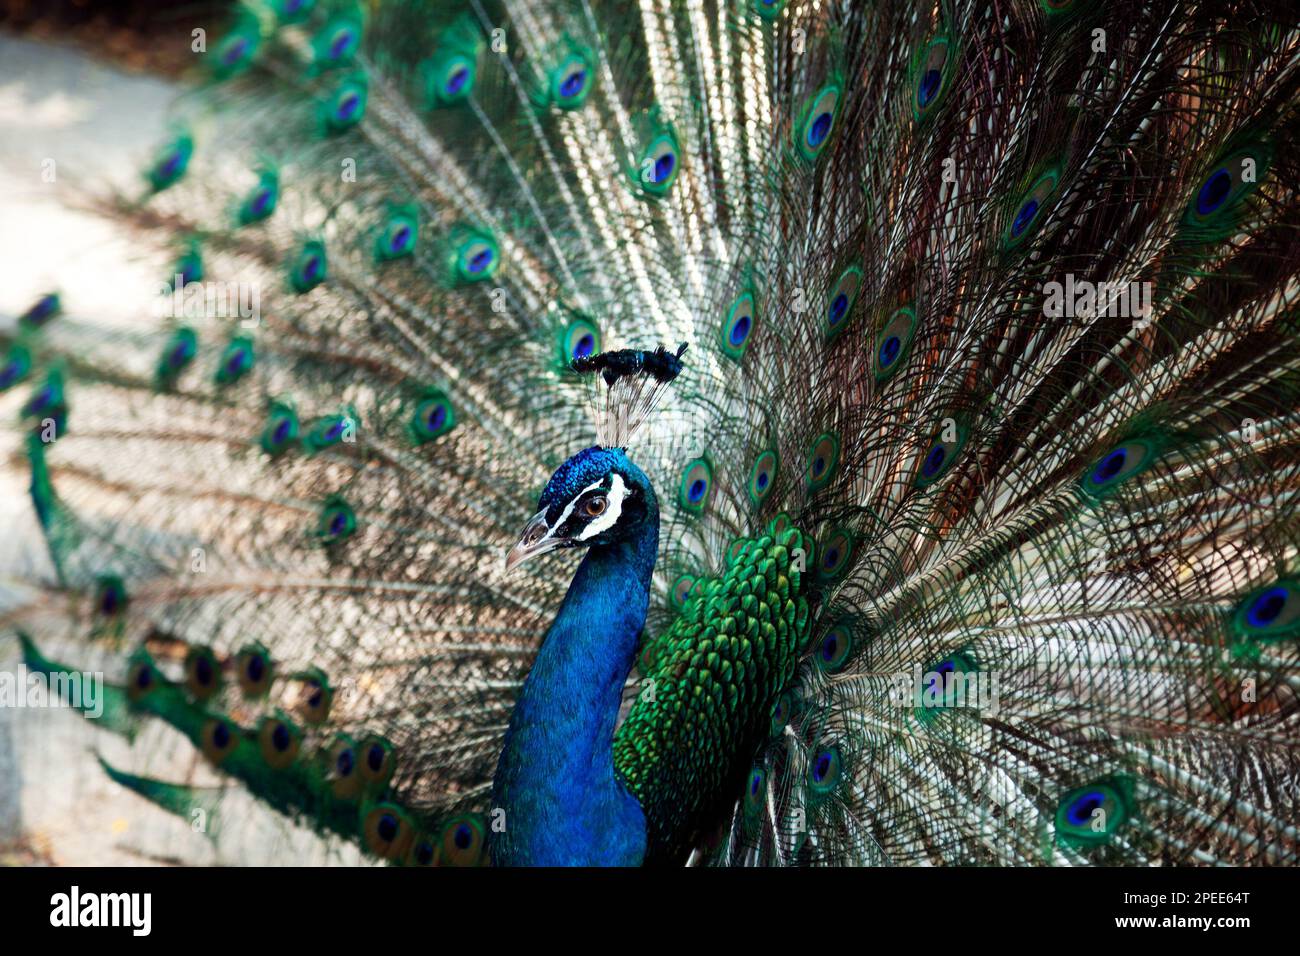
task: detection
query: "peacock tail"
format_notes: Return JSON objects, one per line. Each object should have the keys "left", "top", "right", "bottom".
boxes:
{"left": 3, "top": 0, "right": 1300, "bottom": 866}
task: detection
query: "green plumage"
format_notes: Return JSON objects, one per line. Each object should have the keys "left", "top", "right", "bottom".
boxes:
{"left": 616, "top": 521, "right": 812, "bottom": 861}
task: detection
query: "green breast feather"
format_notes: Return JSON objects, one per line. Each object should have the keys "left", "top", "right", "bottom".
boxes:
{"left": 614, "top": 519, "right": 812, "bottom": 862}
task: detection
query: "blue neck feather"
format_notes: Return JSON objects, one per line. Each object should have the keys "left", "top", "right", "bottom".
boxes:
{"left": 490, "top": 503, "right": 658, "bottom": 866}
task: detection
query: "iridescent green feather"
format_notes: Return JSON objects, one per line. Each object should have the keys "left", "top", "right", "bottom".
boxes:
{"left": 615, "top": 520, "right": 813, "bottom": 861}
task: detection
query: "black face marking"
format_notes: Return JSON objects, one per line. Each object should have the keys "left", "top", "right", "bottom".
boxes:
{"left": 541, "top": 471, "right": 646, "bottom": 548}
{"left": 554, "top": 476, "right": 619, "bottom": 540}
{"left": 520, "top": 448, "right": 655, "bottom": 567}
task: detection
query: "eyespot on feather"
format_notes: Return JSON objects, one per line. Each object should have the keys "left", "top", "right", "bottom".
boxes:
{"left": 257, "top": 714, "right": 302, "bottom": 769}
{"left": 184, "top": 645, "right": 222, "bottom": 701}
{"left": 362, "top": 803, "right": 414, "bottom": 859}
{"left": 235, "top": 643, "right": 274, "bottom": 698}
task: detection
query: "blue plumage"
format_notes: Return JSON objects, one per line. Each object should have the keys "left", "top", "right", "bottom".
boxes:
{"left": 492, "top": 447, "right": 658, "bottom": 865}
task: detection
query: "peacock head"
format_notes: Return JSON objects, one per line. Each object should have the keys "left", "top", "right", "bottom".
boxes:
{"left": 506, "top": 445, "right": 656, "bottom": 570}
{"left": 506, "top": 343, "right": 685, "bottom": 571}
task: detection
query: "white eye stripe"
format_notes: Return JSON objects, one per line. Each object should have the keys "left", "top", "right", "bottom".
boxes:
{"left": 576, "top": 473, "right": 626, "bottom": 540}
{"left": 552, "top": 477, "right": 607, "bottom": 533}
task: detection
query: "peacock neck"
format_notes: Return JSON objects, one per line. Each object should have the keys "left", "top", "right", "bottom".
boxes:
{"left": 490, "top": 510, "right": 658, "bottom": 866}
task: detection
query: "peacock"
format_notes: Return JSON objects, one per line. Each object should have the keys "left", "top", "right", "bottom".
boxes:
{"left": 3, "top": 0, "right": 1300, "bottom": 867}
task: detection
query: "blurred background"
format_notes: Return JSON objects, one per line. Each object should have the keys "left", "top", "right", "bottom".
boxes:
{"left": 0, "top": 0, "right": 228, "bottom": 865}
{"left": 1, "top": 0, "right": 231, "bottom": 76}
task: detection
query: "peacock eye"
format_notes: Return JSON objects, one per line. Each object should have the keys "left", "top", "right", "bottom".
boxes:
{"left": 1054, "top": 778, "right": 1132, "bottom": 847}
{"left": 824, "top": 265, "right": 862, "bottom": 340}
{"left": 551, "top": 52, "right": 594, "bottom": 108}
{"left": 635, "top": 131, "right": 680, "bottom": 196}
{"left": 584, "top": 495, "right": 608, "bottom": 517}
{"left": 1004, "top": 167, "right": 1060, "bottom": 248}
{"left": 147, "top": 133, "right": 193, "bottom": 192}
{"left": 213, "top": 17, "right": 261, "bottom": 80}
{"left": 798, "top": 85, "right": 840, "bottom": 160}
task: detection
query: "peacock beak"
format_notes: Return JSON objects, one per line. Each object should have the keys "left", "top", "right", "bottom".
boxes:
{"left": 505, "top": 509, "right": 562, "bottom": 571}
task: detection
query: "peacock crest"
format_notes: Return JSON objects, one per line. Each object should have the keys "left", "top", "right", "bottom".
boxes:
{"left": 571, "top": 342, "right": 689, "bottom": 448}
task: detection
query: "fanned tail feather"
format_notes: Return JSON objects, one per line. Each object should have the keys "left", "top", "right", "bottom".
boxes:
{"left": 3, "top": 0, "right": 1298, "bottom": 865}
